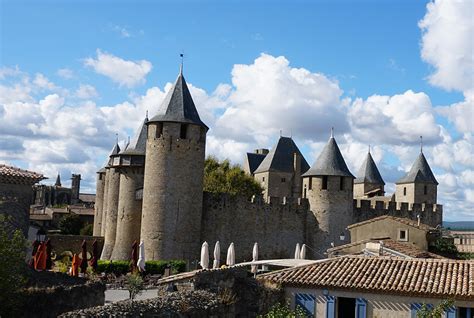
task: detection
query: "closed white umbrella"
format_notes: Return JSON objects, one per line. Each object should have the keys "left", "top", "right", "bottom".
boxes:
{"left": 300, "top": 244, "right": 306, "bottom": 259}
{"left": 226, "top": 242, "right": 235, "bottom": 266}
{"left": 137, "top": 240, "right": 146, "bottom": 272}
{"left": 213, "top": 241, "right": 220, "bottom": 269}
{"left": 294, "top": 243, "right": 301, "bottom": 259}
{"left": 251, "top": 242, "right": 258, "bottom": 274}
{"left": 200, "top": 241, "right": 209, "bottom": 270}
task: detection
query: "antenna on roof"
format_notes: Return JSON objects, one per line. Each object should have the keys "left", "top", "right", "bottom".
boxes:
{"left": 420, "top": 135, "right": 423, "bottom": 153}
{"left": 115, "top": 133, "right": 119, "bottom": 145}
{"left": 179, "top": 52, "right": 184, "bottom": 74}
{"left": 330, "top": 127, "right": 334, "bottom": 139}
{"left": 368, "top": 144, "right": 371, "bottom": 154}
{"left": 145, "top": 110, "right": 149, "bottom": 120}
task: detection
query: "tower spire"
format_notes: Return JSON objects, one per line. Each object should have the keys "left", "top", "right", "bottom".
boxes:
{"left": 330, "top": 127, "right": 334, "bottom": 139}
{"left": 368, "top": 144, "right": 371, "bottom": 154}
{"left": 420, "top": 135, "right": 423, "bottom": 153}
{"left": 179, "top": 53, "right": 184, "bottom": 75}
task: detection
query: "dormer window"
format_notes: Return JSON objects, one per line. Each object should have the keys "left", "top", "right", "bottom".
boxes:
{"left": 398, "top": 229, "right": 408, "bottom": 241}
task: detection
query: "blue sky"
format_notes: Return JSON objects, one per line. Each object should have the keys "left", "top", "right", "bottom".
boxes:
{"left": 0, "top": 0, "right": 472, "bottom": 220}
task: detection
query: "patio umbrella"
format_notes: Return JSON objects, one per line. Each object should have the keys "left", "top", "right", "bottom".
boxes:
{"left": 71, "top": 253, "right": 80, "bottom": 276}
{"left": 251, "top": 242, "right": 258, "bottom": 274}
{"left": 300, "top": 244, "right": 307, "bottom": 259}
{"left": 200, "top": 241, "right": 209, "bottom": 270}
{"left": 294, "top": 243, "right": 301, "bottom": 259}
{"left": 89, "top": 240, "right": 98, "bottom": 271}
{"left": 213, "top": 241, "right": 220, "bottom": 269}
{"left": 29, "top": 240, "right": 40, "bottom": 268}
{"left": 131, "top": 241, "right": 139, "bottom": 272}
{"left": 226, "top": 242, "right": 235, "bottom": 266}
{"left": 80, "top": 240, "right": 88, "bottom": 274}
{"left": 137, "top": 240, "right": 146, "bottom": 272}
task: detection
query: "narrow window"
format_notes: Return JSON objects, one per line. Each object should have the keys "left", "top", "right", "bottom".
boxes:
{"left": 281, "top": 178, "right": 286, "bottom": 183}
{"left": 322, "top": 176, "right": 328, "bottom": 190}
{"left": 156, "top": 123, "right": 163, "bottom": 138}
{"left": 99, "top": 174, "right": 103, "bottom": 180}
{"left": 403, "top": 187, "right": 407, "bottom": 196}
{"left": 180, "top": 124, "right": 188, "bottom": 139}
{"left": 309, "top": 177, "right": 312, "bottom": 190}
{"left": 262, "top": 176, "right": 265, "bottom": 182}
{"left": 303, "top": 186, "right": 307, "bottom": 198}
{"left": 339, "top": 177, "right": 344, "bottom": 190}
{"left": 424, "top": 185, "right": 427, "bottom": 195}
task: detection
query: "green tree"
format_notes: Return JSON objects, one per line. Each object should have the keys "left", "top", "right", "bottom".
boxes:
{"left": 0, "top": 215, "right": 28, "bottom": 316}
{"left": 430, "top": 238, "right": 458, "bottom": 257}
{"left": 79, "top": 223, "right": 93, "bottom": 236}
{"left": 258, "top": 301, "right": 307, "bottom": 318}
{"left": 59, "top": 213, "right": 84, "bottom": 235}
{"left": 126, "top": 272, "right": 144, "bottom": 300}
{"left": 204, "top": 156, "right": 263, "bottom": 199}
{"left": 416, "top": 299, "right": 454, "bottom": 318}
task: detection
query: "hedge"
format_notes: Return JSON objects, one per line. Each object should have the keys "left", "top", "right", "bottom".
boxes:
{"left": 97, "top": 260, "right": 186, "bottom": 275}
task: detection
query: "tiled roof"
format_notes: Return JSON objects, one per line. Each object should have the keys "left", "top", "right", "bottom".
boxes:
{"left": 254, "top": 137, "right": 310, "bottom": 174}
{"left": 347, "top": 215, "right": 433, "bottom": 231}
{"left": 396, "top": 152, "right": 438, "bottom": 185}
{"left": 302, "top": 137, "right": 354, "bottom": 178}
{"left": 0, "top": 164, "right": 45, "bottom": 185}
{"left": 259, "top": 256, "right": 474, "bottom": 300}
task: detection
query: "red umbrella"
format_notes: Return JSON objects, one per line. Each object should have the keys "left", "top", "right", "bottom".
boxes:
{"left": 131, "top": 241, "right": 138, "bottom": 273}
{"left": 89, "top": 240, "right": 98, "bottom": 271}
{"left": 80, "top": 240, "right": 88, "bottom": 274}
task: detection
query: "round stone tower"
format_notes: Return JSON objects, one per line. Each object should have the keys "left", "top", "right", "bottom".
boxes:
{"left": 100, "top": 168, "right": 109, "bottom": 236}
{"left": 92, "top": 167, "right": 106, "bottom": 236}
{"left": 111, "top": 117, "right": 148, "bottom": 260}
{"left": 140, "top": 68, "right": 208, "bottom": 261}
{"left": 302, "top": 133, "right": 354, "bottom": 258}
{"left": 100, "top": 142, "right": 121, "bottom": 260}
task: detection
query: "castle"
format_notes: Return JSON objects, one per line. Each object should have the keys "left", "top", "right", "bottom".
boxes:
{"left": 94, "top": 67, "right": 443, "bottom": 262}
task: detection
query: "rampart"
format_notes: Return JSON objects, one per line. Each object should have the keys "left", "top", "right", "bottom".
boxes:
{"left": 353, "top": 199, "right": 443, "bottom": 228}
{"left": 201, "top": 192, "right": 312, "bottom": 262}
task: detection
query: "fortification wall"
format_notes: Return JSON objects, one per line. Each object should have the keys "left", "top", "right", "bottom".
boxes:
{"left": 93, "top": 172, "right": 105, "bottom": 236}
{"left": 353, "top": 199, "right": 443, "bottom": 227}
{"left": 201, "top": 192, "right": 311, "bottom": 262}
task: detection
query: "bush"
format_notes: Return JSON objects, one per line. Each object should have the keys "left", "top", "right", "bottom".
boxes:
{"left": 257, "top": 301, "right": 307, "bottom": 318}
{"left": 126, "top": 272, "right": 144, "bottom": 300}
{"left": 79, "top": 223, "right": 93, "bottom": 236}
{"left": 59, "top": 214, "right": 84, "bottom": 235}
{"left": 97, "top": 259, "right": 187, "bottom": 275}
{"left": 0, "top": 215, "right": 28, "bottom": 316}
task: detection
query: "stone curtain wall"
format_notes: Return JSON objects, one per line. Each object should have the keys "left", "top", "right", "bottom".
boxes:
{"left": 0, "top": 182, "right": 34, "bottom": 236}
{"left": 201, "top": 192, "right": 311, "bottom": 262}
{"left": 353, "top": 199, "right": 443, "bottom": 228}
{"left": 48, "top": 234, "right": 104, "bottom": 256}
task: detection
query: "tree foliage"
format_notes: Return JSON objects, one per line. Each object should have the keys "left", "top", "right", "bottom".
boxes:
{"left": 257, "top": 301, "right": 307, "bottom": 318}
{"left": 0, "top": 215, "right": 28, "bottom": 316}
{"left": 79, "top": 223, "right": 93, "bottom": 236}
{"left": 416, "top": 299, "right": 454, "bottom": 318}
{"left": 59, "top": 213, "right": 84, "bottom": 235}
{"left": 204, "top": 157, "right": 263, "bottom": 199}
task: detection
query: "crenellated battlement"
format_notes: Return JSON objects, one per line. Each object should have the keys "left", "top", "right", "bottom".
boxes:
{"left": 205, "top": 192, "right": 310, "bottom": 210}
{"left": 353, "top": 199, "right": 443, "bottom": 227}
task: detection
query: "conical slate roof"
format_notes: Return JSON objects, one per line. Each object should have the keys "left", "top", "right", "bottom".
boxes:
{"left": 354, "top": 152, "right": 385, "bottom": 185}
{"left": 302, "top": 137, "right": 354, "bottom": 178}
{"left": 110, "top": 142, "right": 121, "bottom": 157}
{"left": 55, "top": 173, "right": 61, "bottom": 187}
{"left": 149, "top": 71, "right": 208, "bottom": 129}
{"left": 121, "top": 117, "right": 148, "bottom": 156}
{"left": 396, "top": 152, "right": 438, "bottom": 185}
{"left": 254, "top": 137, "right": 310, "bottom": 174}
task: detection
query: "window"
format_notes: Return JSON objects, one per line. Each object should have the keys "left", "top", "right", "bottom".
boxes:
{"left": 338, "top": 297, "right": 356, "bottom": 318}
{"left": 180, "top": 124, "right": 188, "bottom": 139}
{"left": 403, "top": 187, "right": 407, "bottom": 196}
{"left": 135, "top": 188, "right": 143, "bottom": 200}
{"left": 262, "top": 176, "right": 265, "bottom": 182}
{"left": 339, "top": 177, "right": 344, "bottom": 190}
{"left": 281, "top": 178, "right": 286, "bottom": 183}
{"left": 322, "top": 176, "right": 328, "bottom": 190}
{"left": 424, "top": 185, "right": 428, "bottom": 195}
{"left": 99, "top": 174, "right": 103, "bottom": 180}
{"left": 156, "top": 123, "right": 163, "bottom": 138}
{"left": 294, "top": 293, "right": 315, "bottom": 317}
{"left": 398, "top": 229, "right": 408, "bottom": 241}
{"left": 458, "top": 307, "right": 473, "bottom": 318}
{"left": 303, "top": 186, "right": 307, "bottom": 198}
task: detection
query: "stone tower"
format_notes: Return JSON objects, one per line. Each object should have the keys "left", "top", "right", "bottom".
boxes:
{"left": 55, "top": 173, "right": 62, "bottom": 187}
{"left": 253, "top": 136, "right": 310, "bottom": 199}
{"left": 140, "top": 68, "right": 208, "bottom": 261}
{"left": 302, "top": 134, "right": 354, "bottom": 258}
{"left": 101, "top": 141, "right": 121, "bottom": 260}
{"left": 92, "top": 167, "right": 106, "bottom": 236}
{"left": 353, "top": 151, "right": 385, "bottom": 198}
{"left": 111, "top": 117, "right": 148, "bottom": 260}
{"left": 71, "top": 174, "right": 81, "bottom": 204}
{"left": 395, "top": 151, "right": 438, "bottom": 204}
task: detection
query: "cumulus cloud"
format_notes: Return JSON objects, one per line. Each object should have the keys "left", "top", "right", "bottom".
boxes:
{"left": 84, "top": 49, "right": 152, "bottom": 88}
{"left": 57, "top": 68, "right": 74, "bottom": 79}
{"left": 75, "top": 84, "right": 99, "bottom": 99}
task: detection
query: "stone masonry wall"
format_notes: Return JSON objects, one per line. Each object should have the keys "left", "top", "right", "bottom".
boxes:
{"left": 0, "top": 182, "right": 34, "bottom": 236}
{"left": 101, "top": 167, "right": 120, "bottom": 259}
{"left": 201, "top": 192, "right": 311, "bottom": 262}
{"left": 93, "top": 172, "right": 105, "bottom": 236}
{"left": 100, "top": 169, "right": 110, "bottom": 236}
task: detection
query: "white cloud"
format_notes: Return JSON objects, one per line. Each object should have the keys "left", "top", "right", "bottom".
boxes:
{"left": 419, "top": 0, "right": 473, "bottom": 92}
{"left": 84, "top": 49, "right": 152, "bottom": 88}
{"left": 436, "top": 90, "right": 474, "bottom": 133}
{"left": 75, "top": 84, "right": 99, "bottom": 99}
{"left": 57, "top": 68, "right": 74, "bottom": 79}
{"left": 33, "top": 73, "right": 57, "bottom": 90}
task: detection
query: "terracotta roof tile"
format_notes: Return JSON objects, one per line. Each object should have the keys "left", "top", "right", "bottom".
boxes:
{"left": 0, "top": 164, "right": 45, "bottom": 185}
{"left": 259, "top": 256, "right": 474, "bottom": 300}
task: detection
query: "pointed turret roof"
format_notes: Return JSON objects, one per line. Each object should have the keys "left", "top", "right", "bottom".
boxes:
{"left": 55, "top": 173, "right": 61, "bottom": 187}
{"left": 121, "top": 117, "right": 148, "bottom": 156}
{"left": 302, "top": 137, "right": 354, "bottom": 178}
{"left": 149, "top": 71, "right": 208, "bottom": 129}
{"left": 110, "top": 142, "right": 121, "bottom": 157}
{"left": 396, "top": 152, "right": 438, "bottom": 185}
{"left": 254, "top": 137, "right": 310, "bottom": 174}
{"left": 354, "top": 152, "right": 385, "bottom": 185}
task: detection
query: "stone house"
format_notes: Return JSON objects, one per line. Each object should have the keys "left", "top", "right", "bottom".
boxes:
{"left": 259, "top": 256, "right": 473, "bottom": 318}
